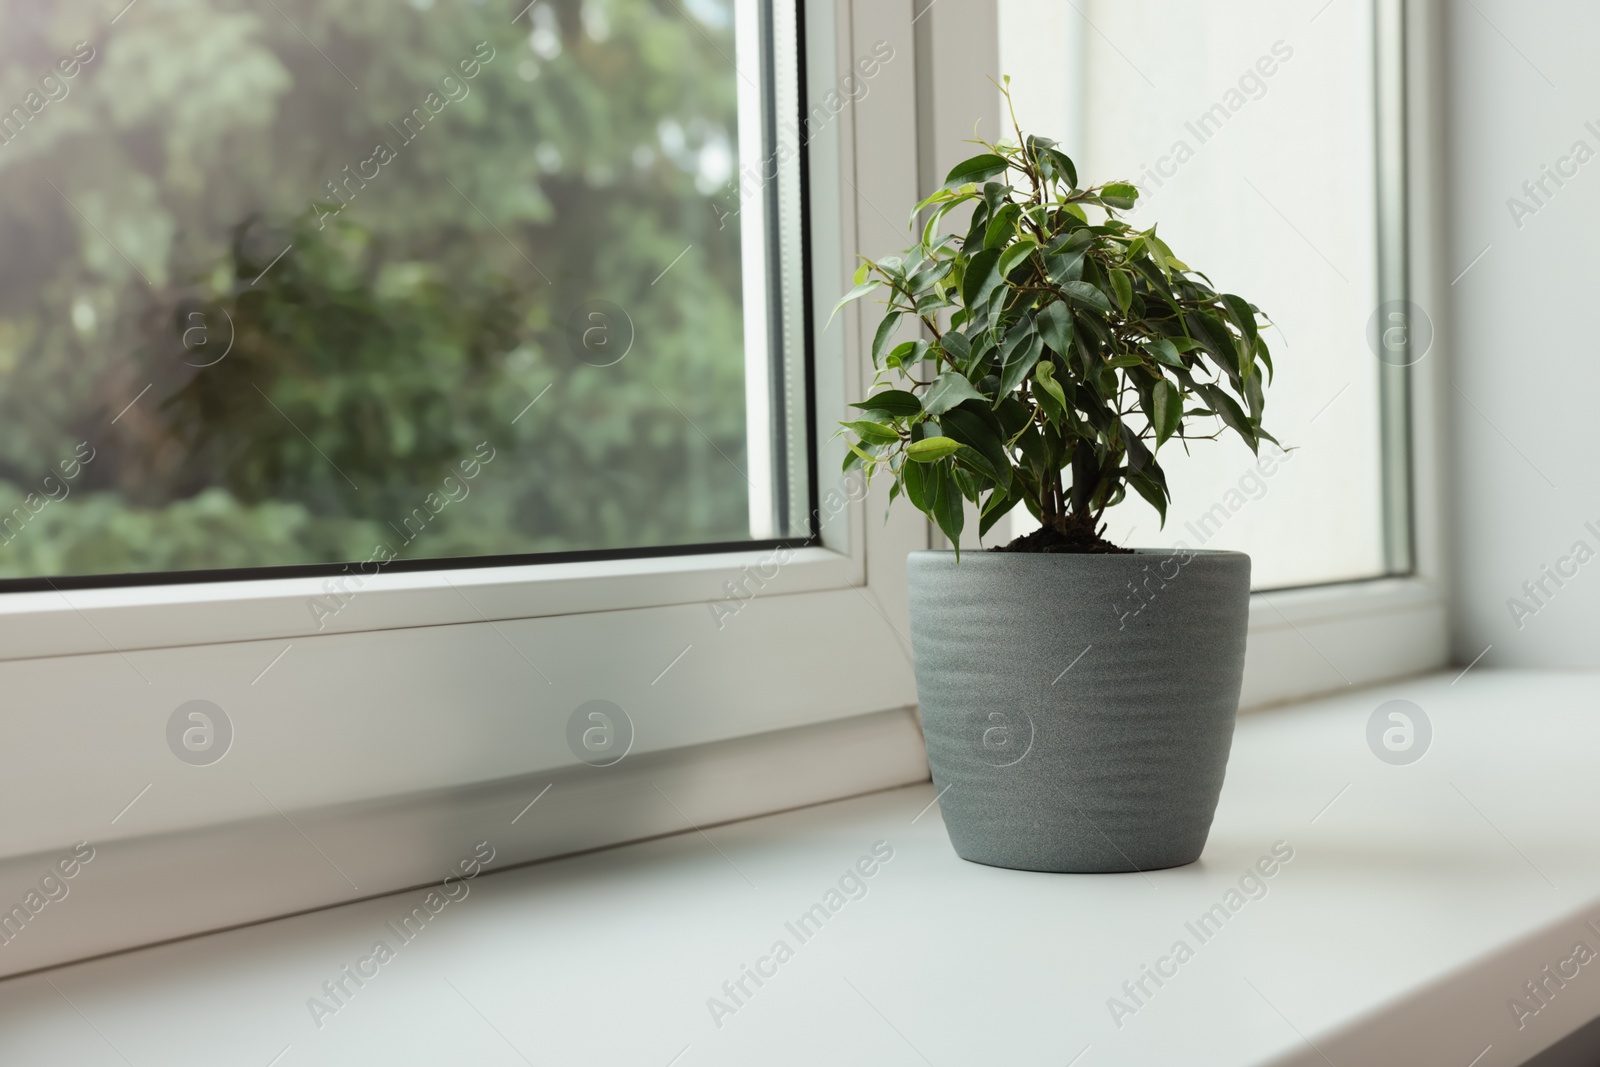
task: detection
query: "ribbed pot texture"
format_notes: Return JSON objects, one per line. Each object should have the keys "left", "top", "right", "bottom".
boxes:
{"left": 907, "top": 548, "right": 1251, "bottom": 873}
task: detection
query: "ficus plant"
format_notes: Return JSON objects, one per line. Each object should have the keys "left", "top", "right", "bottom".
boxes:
{"left": 834, "top": 87, "right": 1278, "bottom": 555}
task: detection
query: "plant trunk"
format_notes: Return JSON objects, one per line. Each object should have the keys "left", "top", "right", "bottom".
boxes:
{"left": 1067, "top": 446, "right": 1096, "bottom": 530}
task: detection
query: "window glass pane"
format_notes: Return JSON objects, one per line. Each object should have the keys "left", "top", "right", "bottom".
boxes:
{"left": 0, "top": 0, "right": 807, "bottom": 583}
{"left": 999, "top": 0, "right": 1391, "bottom": 589}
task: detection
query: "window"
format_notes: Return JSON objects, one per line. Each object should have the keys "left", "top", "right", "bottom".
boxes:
{"left": 998, "top": 0, "right": 1413, "bottom": 590}
{"left": 0, "top": 0, "right": 933, "bottom": 974}
{"left": 0, "top": 0, "right": 1450, "bottom": 976}
{"left": 0, "top": 0, "right": 810, "bottom": 587}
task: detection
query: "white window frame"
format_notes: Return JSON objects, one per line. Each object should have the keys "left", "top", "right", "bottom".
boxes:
{"left": 0, "top": 0, "right": 1449, "bottom": 978}
{"left": 1239, "top": 0, "right": 1451, "bottom": 707}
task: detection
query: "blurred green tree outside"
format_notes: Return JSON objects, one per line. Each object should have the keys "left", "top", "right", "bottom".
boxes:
{"left": 0, "top": 0, "right": 758, "bottom": 580}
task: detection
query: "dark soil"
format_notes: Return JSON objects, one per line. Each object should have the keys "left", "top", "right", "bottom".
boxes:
{"left": 992, "top": 521, "right": 1133, "bottom": 554}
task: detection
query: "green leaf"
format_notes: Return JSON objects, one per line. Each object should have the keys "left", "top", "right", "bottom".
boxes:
{"left": 967, "top": 332, "right": 1000, "bottom": 377}
{"left": 940, "top": 330, "right": 972, "bottom": 371}
{"left": 1151, "top": 379, "right": 1181, "bottom": 448}
{"left": 1014, "top": 421, "right": 1047, "bottom": 472}
{"left": 920, "top": 192, "right": 976, "bottom": 245}
{"left": 1128, "top": 470, "right": 1168, "bottom": 526}
{"left": 886, "top": 339, "right": 930, "bottom": 371}
{"left": 841, "top": 420, "right": 899, "bottom": 446}
{"left": 1059, "top": 279, "right": 1114, "bottom": 316}
{"left": 912, "top": 186, "right": 963, "bottom": 214}
{"left": 943, "top": 153, "right": 1009, "bottom": 190}
{"left": 985, "top": 279, "right": 1011, "bottom": 323}
{"left": 1222, "top": 293, "right": 1260, "bottom": 377}
{"left": 995, "top": 396, "right": 1033, "bottom": 438}
{"left": 1100, "top": 182, "right": 1139, "bottom": 210}
{"left": 960, "top": 247, "right": 1003, "bottom": 315}
{"left": 1033, "top": 362, "right": 1069, "bottom": 423}
{"left": 903, "top": 454, "right": 928, "bottom": 510}
{"left": 842, "top": 438, "right": 878, "bottom": 469}
{"left": 996, "top": 238, "right": 1040, "bottom": 281}
{"left": 980, "top": 485, "right": 1020, "bottom": 538}
{"left": 851, "top": 389, "right": 922, "bottom": 418}
{"left": 1151, "top": 233, "right": 1189, "bottom": 271}
{"left": 1040, "top": 147, "right": 1078, "bottom": 189}
{"left": 1045, "top": 248, "right": 1087, "bottom": 285}
{"left": 1189, "top": 313, "right": 1241, "bottom": 382}
{"left": 940, "top": 406, "right": 1011, "bottom": 491}
{"left": 829, "top": 279, "right": 882, "bottom": 325}
{"left": 870, "top": 312, "right": 902, "bottom": 367}
{"left": 922, "top": 370, "right": 988, "bottom": 416}
{"left": 1109, "top": 269, "right": 1133, "bottom": 312}
{"left": 996, "top": 319, "right": 1043, "bottom": 399}
{"left": 1036, "top": 301, "right": 1074, "bottom": 356}
{"left": 1254, "top": 334, "right": 1275, "bottom": 383}
{"left": 907, "top": 259, "right": 954, "bottom": 295}
{"left": 1199, "top": 383, "right": 1257, "bottom": 449}
{"left": 983, "top": 181, "right": 1010, "bottom": 219}
{"left": 906, "top": 436, "right": 963, "bottom": 462}
{"left": 1222, "top": 292, "right": 1259, "bottom": 335}
{"left": 853, "top": 262, "right": 871, "bottom": 285}
{"left": 1122, "top": 422, "right": 1154, "bottom": 473}
{"left": 1245, "top": 367, "right": 1265, "bottom": 420}
{"left": 1142, "top": 338, "right": 1184, "bottom": 367}
{"left": 983, "top": 203, "right": 1022, "bottom": 250}
{"left": 951, "top": 465, "right": 983, "bottom": 503}
{"left": 931, "top": 462, "right": 965, "bottom": 549}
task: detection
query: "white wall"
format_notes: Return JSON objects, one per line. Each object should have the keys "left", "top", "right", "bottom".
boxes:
{"left": 1446, "top": 0, "right": 1600, "bottom": 666}
{"left": 915, "top": 0, "right": 1001, "bottom": 196}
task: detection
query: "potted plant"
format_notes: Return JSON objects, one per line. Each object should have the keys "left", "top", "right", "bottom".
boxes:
{"left": 835, "top": 94, "right": 1276, "bottom": 873}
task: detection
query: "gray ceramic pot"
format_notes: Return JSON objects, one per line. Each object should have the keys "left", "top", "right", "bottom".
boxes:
{"left": 907, "top": 547, "right": 1250, "bottom": 873}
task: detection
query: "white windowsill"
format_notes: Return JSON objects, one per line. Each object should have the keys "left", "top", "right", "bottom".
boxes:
{"left": 7, "top": 668, "right": 1591, "bottom": 1066}
{"left": 0, "top": 544, "right": 859, "bottom": 662}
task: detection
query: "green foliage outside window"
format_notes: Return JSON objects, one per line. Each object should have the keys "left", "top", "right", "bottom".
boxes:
{"left": 0, "top": 0, "right": 753, "bottom": 579}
